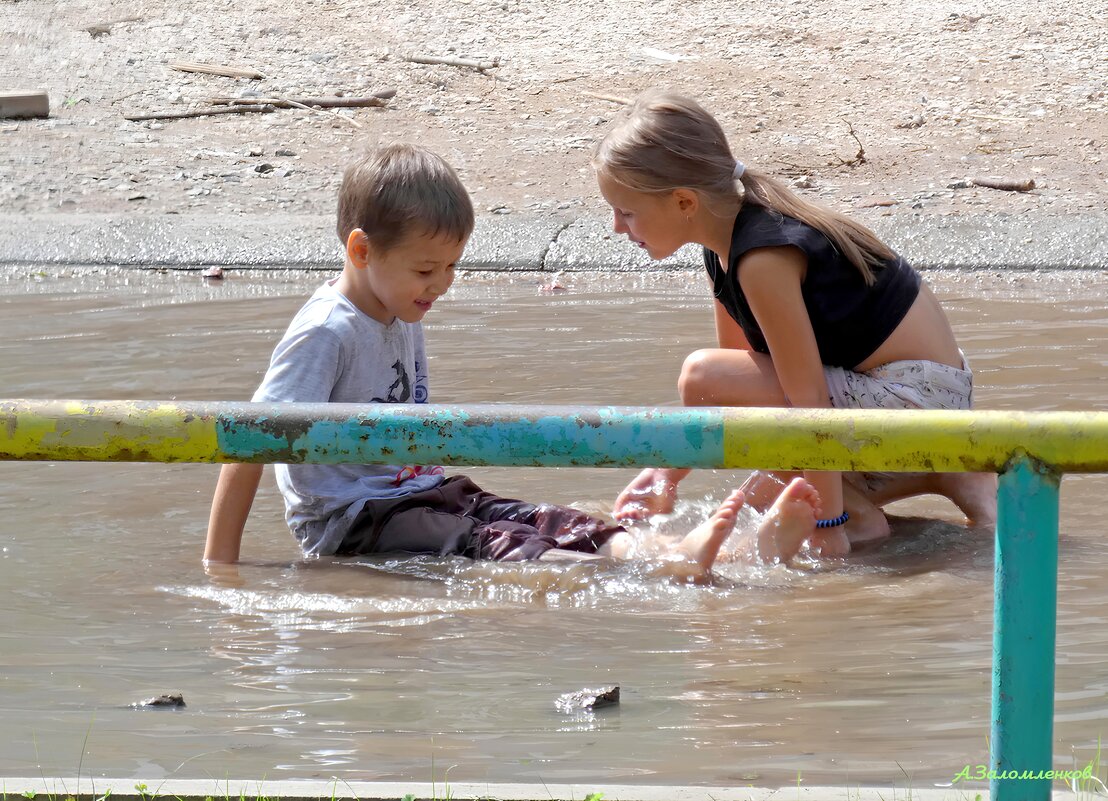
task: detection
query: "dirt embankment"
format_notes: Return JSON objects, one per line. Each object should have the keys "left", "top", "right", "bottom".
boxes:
{"left": 2, "top": 0, "right": 1105, "bottom": 225}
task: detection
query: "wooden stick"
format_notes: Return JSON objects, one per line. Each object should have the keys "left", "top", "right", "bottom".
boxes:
{"left": 963, "top": 112, "right": 1025, "bottom": 124}
{"left": 582, "top": 91, "right": 630, "bottom": 105}
{"left": 209, "top": 91, "right": 394, "bottom": 109}
{"left": 216, "top": 98, "right": 363, "bottom": 129}
{"left": 272, "top": 97, "right": 362, "bottom": 129}
{"left": 169, "top": 61, "right": 265, "bottom": 80}
{"left": 971, "top": 177, "right": 1036, "bottom": 192}
{"left": 404, "top": 54, "right": 500, "bottom": 71}
{"left": 123, "top": 104, "right": 275, "bottom": 122}
{"left": 112, "top": 88, "right": 148, "bottom": 105}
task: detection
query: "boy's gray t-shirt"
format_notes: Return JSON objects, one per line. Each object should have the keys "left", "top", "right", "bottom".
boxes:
{"left": 252, "top": 280, "right": 445, "bottom": 555}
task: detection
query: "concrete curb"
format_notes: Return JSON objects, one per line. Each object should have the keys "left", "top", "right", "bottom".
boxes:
{"left": 1, "top": 212, "right": 1106, "bottom": 271}
{"left": 2, "top": 777, "right": 1076, "bottom": 801}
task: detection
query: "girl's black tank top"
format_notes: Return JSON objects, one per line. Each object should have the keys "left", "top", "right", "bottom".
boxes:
{"left": 704, "top": 203, "right": 921, "bottom": 369}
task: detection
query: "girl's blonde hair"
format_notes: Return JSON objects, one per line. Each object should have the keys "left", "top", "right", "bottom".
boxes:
{"left": 592, "top": 89, "right": 894, "bottom": 284}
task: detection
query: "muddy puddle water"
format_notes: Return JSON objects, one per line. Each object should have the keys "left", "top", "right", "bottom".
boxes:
{"left": 1, "top": 268, "right": 1106, "bottom": 788}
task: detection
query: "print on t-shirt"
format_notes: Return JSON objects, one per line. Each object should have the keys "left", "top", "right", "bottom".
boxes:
{"left": 371, "top": 360, "right": 411, "bottom": 403}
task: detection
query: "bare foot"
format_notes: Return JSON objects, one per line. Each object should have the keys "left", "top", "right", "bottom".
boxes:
{"left": 673, "top": 488, "right": 745, "bottom": 572}
{"left": 752, "top": 477, "right": 823, "bottom": 564}
{"left": 935, "top": 472, "right": 998, "bottom": 527}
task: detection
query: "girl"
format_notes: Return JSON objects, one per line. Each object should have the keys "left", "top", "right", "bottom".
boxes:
{"left": 593, "top": 90, "right": 996, "bottom": 556}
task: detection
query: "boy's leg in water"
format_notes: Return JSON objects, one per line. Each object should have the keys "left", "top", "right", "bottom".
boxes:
{"left": 541, "top": 489, "right": 746, "bottom": 582}
{"left": 447, "top": 476, "right": 628, "bottom": 560}
{"left": 537, "top": 489, "right": 747, "bottom": 572}
{"left": 668, "top": 488, "right": 745, "bottom": 571}
{"left": 340, "top": 478, "right": 560, "bottom": 561}
{"left": 581, "top": 481, "right": 822, "bottom": 571}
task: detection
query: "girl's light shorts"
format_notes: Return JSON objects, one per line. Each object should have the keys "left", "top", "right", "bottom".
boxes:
{"left": 823, "top": 354, "right": 974, "bottom": 492}
{"left": 824, "top": 355, "right": 973, "bottom": 413}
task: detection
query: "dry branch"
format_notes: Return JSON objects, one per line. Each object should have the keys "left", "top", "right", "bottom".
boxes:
{"left": 405, "top": 54, "right": 500, "bottom": 71}
{"left": 209, "top": 91, "right": 395, "bottom": 109}
{"left": 834, "top": 120, "right": 867, "bottom": 167}
{"left": 971, "top": 176, "right": 1037, "bottom": 192}
{"left": 266, "top": 97, "right": 362, "bottom": 128}
{"left": 582, "top": 91, "right": 630, "bottom": 105}
{"left": 123, "top": 104, "right": 275, "bottom": 121}
{"left": 963, "top": 112, "right": 1024, "bottom": 124}
{"left": 169, "top": 61, "right": 265, "bottom": 80}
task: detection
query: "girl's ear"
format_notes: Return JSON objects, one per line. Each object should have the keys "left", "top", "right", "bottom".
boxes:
{"left": 345, "top": 228, "right": 370, "bottom": 268}
{"left": 673, "top": 188, "right": 700, "bottom": 217}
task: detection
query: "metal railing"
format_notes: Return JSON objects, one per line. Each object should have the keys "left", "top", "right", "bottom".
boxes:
{"left": 5, "top": 398, "right": 1106, "bottom": 801}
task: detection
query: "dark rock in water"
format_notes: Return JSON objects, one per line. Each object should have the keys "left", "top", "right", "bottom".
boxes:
{"left": 131, "top": 693, "right": 186, "bottom": 709}
{"left": 555, "top": 685, "right": 619, "bottom": 713}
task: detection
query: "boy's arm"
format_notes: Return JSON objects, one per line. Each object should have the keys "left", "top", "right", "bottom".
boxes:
{"left": 204, "top": 462, "right": 265, "bottom": 564}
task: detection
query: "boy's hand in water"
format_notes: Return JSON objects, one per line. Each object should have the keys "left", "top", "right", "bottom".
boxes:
{"left": 613, "top": 468, "right": 681, "bottom": 520}
{"left": 203, "top": 560, "right": 245, "bottom": 588}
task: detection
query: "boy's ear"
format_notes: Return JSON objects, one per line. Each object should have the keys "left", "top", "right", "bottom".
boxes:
{"left": 345, "top": 228, "right": 370, "bottom": 268}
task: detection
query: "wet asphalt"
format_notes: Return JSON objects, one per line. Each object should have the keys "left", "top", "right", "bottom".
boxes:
{"left": 0, "top": 211, "right": 1105, "bottom": 270}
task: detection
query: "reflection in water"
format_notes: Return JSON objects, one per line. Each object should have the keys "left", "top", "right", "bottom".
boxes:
{"left": 1, "top": 268, "right": 1106, "bottom": 786}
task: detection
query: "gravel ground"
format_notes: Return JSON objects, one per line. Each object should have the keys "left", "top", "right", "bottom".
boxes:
{"left": 1, "top": 0, "right": 1105, "bottom": 225}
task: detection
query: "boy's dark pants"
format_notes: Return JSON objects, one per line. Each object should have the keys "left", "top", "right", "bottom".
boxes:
{"left": 337, "top": 476, "right": 626, "bottom": 561}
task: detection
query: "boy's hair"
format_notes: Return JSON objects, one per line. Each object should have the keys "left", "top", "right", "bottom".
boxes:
{"left": 337, "top": 143, "right": 474, "bottom": 251}
{"left": 593, "top": 89, "right": 894, "bottom": 284}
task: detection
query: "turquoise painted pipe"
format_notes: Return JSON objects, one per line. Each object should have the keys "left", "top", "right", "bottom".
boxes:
{"left": 991, "top": 456, "right": 1059, "bottom": 801}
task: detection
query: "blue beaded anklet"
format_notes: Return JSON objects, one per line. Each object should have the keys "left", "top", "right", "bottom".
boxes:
{"left": 815, "top": 511, "right": 850, "bottom": 529}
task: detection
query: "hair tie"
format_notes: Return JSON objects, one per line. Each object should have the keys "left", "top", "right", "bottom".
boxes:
{"left": 732, "top": 160, "right": 746, "bottom": 180}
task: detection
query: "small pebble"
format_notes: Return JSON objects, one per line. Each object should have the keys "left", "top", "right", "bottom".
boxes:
{"left": 131, "top": 693, "right": 186, "bottom": 709}
{"left": 555, "top": 686, "right": 620, "bottom": 714}
{"left": 896, "top": 114, "right": 926, "bottom": 129}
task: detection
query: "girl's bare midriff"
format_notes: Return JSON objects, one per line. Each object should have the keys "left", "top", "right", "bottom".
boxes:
{"left": 854, "top": 283, "right": 963, "bottom": 372}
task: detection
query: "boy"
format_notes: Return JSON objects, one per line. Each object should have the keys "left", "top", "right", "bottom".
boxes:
{"left": 204, "top": 144, "right": 821, "bottom": 572}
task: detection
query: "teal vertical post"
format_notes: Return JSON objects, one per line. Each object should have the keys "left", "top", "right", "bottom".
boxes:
{"left": 991, "top": 456, "right": 1059, "bottom": 801}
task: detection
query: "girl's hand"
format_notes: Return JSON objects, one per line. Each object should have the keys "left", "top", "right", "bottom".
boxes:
{"left": 613, "top": 468, "right": 681, "bottom": 520}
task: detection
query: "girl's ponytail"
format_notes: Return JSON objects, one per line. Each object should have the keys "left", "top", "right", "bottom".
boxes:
{"left": 738, "top": 167, "right": 893, "bottom": 284}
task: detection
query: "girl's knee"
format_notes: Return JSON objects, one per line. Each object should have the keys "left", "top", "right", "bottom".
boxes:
{"left": 678, "top": 349, "right": 724, "bottom": 404}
